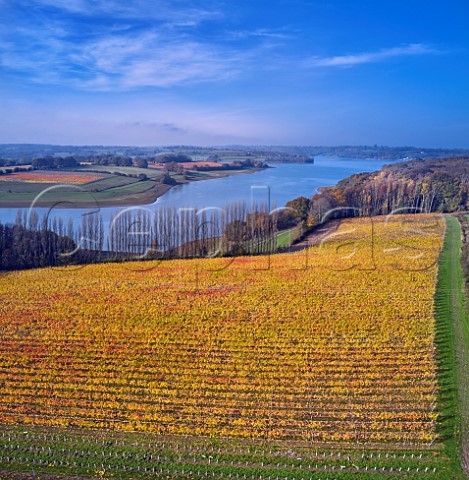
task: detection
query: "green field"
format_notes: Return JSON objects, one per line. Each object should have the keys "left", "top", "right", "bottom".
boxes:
{"left": 0, "top": 424, "right": 457, "bottom": 479}
{"left": 79, "top": 164, "right": 162, "bottom": 178}
{"left": 0, "top": 164, "right": 261, "bottom": 208}
{"left": 433, "top": 216, "right": 469, "bottom": 478}
{"left": 0, "top": 175, "right": 168, "bottom": 208}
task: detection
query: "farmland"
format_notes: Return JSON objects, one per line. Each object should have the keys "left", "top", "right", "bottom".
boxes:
{"left": 0, "top": 171, "right": 104, "bottom": 184}
{"left": 0, "top": 161, "right": 263, "bottom": 208}
{"left": 0, "top": 213, "right": 464, "bottom": 478}
{"left": 0, "top": 168, "right": 167, "bottom": 208}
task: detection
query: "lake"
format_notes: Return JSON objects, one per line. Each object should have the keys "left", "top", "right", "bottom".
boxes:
{"left": 0, "top": 156, "right": 396, "bottom": 229}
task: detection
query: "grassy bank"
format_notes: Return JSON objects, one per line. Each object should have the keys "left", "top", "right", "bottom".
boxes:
{"left": 434, "top": 215, "right": 469, "bottom": 478}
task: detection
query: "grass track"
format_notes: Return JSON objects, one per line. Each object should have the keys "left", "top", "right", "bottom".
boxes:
{"left": 434, "top": 215, "right": 469, "bottom": 478}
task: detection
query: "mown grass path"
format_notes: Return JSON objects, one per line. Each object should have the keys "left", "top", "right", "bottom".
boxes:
{"left": 434, "top": 215, "right": 469, "bottom": 478}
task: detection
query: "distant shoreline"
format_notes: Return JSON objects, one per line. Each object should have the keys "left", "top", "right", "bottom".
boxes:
{"left": 0, "top": 166, "right": 265, "bottom": 209}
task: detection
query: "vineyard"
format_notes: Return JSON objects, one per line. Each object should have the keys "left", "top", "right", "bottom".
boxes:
{"left": 0, "top": 214, "right": 464, "bottom": 478}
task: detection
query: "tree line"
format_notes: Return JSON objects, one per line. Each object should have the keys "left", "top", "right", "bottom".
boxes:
{"left": 305, "top": 156, "right": 469, "bottom": 225}
{"left": 1, "top": 199, "right": 307, "bottom": 270}
{"left": 0, "top": 216, "right": 75, "bottom": 270}
{"left": 458, "top": 214, "right": 469, "bottom": 284}
{"left": 5, "top": 155, "right": 467, "bottom": 271}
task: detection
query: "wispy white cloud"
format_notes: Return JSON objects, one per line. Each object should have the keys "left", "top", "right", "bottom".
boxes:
{"left": 227, "top": 28, "right": 296, "bottom": 40}
{"left": 71, "top": 32, "right": 245, "bottom": 90}
{"left": 0, "top": 0, "right": 271, "bottom": 90}
{"left": 32, "top": 0, "right": 89, "bottom": 14}
{"left": 29, "top": 0, "right": 223, "bottom": 25}
{"left": 305, "top": 44, "right": 438, "bottom": 68}
{"left": 1, "top": 1, "right": 441, "bottom": 94}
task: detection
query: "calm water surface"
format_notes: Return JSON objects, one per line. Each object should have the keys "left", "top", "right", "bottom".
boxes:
{"left": 0, "top": 156, "right": 396, "bottom": 228}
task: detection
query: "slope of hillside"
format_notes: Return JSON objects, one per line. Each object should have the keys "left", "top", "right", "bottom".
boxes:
{"left": 0, "top": 213, "right": 463, "bottom": 478}
{"left": 309, "top": 157, "right": 469, "bottom": 223}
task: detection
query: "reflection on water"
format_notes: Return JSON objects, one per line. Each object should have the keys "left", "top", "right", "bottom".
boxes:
{"left": 0, "top": 156, "right": 395, "bottom": 231}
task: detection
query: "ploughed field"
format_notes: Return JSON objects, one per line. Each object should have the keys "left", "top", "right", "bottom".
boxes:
{"left": 0, "top": 214, "right": 461, "bottom": 478}
{"left": 0, "top": 170, "right": 105, "bottom": 184}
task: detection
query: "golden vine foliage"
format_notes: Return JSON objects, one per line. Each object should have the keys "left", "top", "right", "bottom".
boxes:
{"left": 0, "top": 214, "right": 444, "bottom": 447}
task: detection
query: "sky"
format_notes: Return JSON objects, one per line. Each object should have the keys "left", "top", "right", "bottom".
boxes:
{"left": 1, "top": 0, "right": 469, "bottom": 147}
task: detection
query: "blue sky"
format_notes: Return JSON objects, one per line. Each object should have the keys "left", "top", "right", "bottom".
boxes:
{"left": 1, "top": 0, "right": 468, "bottom": 146}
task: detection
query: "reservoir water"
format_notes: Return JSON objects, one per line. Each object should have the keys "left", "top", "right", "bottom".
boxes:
{"left": 0, "top": 156, "right": 396, "bottom": 228}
